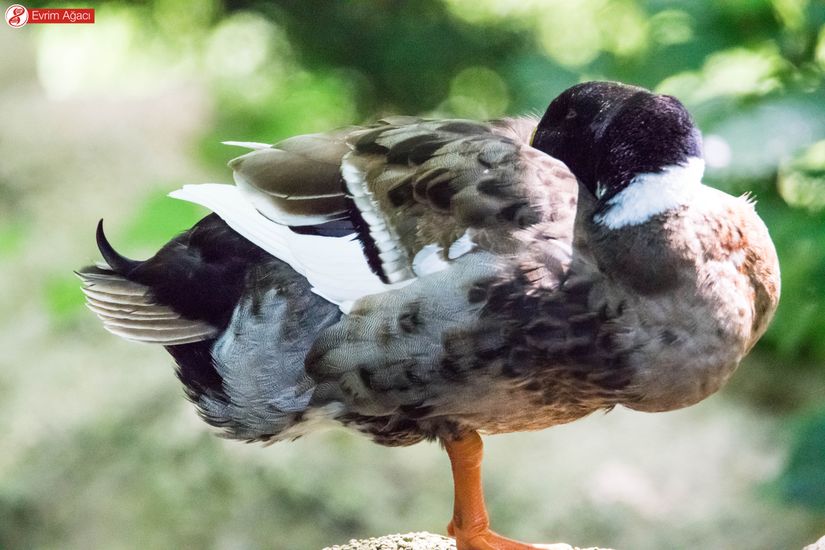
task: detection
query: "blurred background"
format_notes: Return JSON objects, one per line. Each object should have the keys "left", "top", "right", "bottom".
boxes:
{"left": 1, "top": 0, "right": 824, "bottom": 548}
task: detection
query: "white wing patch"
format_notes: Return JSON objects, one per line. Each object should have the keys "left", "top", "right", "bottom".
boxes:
{"left": 221, "top": 141, "right": 273, "bottom": 150}
{"left": 170, "top": 184, "right": 412, "bottom": 314}
{"left": 171, "top": 175, "right": 479, "bottom": 313}
{"left": 411, "top": 230, "right": 477, "bottom": 277}
{"left": 340, "top": 155, "right": 415, "bottom": 284}
{"left": 448, "top": 231, "right": 475, "bottom": 259}
{"left": 412, "top": 243, "right": 449, "bottom": 276}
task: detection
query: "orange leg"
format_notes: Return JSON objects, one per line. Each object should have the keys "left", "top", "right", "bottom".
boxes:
{"left": 444, "top": 431, "right": 541, "bottom": 550}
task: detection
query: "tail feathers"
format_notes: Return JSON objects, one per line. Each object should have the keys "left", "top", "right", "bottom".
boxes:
{"left": 77, "top": 266, "right": 218, "bottom": 345}
{"left": 95, "top": 220, "right": 141, "bottom": 275}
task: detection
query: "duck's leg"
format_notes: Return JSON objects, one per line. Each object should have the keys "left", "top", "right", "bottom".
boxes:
{"left": 444, "top": 431, "right": 539, "bottom": 550}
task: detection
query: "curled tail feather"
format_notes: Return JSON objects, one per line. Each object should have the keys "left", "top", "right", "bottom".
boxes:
{"left": 78, "top": 221, "right": 218, "bottom": 345}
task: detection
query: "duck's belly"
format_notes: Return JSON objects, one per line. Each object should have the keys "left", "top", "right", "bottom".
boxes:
{"left": 455, "top": 386, "right": 614, "bottom": 436}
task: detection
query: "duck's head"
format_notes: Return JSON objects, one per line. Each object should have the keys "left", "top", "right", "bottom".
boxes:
{"left": 532, "top": 81, "right": 704, "bottom": 228}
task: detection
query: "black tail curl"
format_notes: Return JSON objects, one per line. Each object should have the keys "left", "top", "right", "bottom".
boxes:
{"left": 93, "top": 214, "right": 270, "bottom": 330}
{"left": 96, "top": 220, "right": 142, "bottom": 275}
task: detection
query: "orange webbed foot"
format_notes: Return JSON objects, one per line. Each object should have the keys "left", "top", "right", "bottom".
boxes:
{"left": 447, "top": 523, "right": 545, "bottom": 549}
{"left": 444, "top": 432, "right": 569, "bottom": 550}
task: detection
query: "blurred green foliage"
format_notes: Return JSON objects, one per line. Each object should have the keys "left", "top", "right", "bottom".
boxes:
{"left": 0, "top": 221, "right": 26, "bottom": 259}
{"left": 780, "top": 140, "right": 825, "bottom": 213}
{"left": 43, "top": 274, "right": 87, "bottom": 323}
{"left": 121, "top": 189, "right": 208, "bottom": 250}
{"left": 777, "top": 407, "right": 825, "bottom": 511}
{"left": 7, "top": 0, "right": 825, "bottom": 545}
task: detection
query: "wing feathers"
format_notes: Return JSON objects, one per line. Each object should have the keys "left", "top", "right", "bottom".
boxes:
{"left": 171, "top": 116, "right": 569, "bottom": 312}
{"left": 169, "top": 184, "right": 412, "bottom": 312}
{"left": 235, "top": 177, "right": 349, "bottom": 225}
{"left": 230, "top": 148, "right": 345, "bottom": 200}
{"left": 222, "top": 141, "right": 272, "bottom": 150}
{"left": 228, "top": 133, "right": 352, "bottom": 228}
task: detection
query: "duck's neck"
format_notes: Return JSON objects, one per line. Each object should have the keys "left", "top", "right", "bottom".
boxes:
{"left": 593, "top": 157, "right": 705, "bottom": 229}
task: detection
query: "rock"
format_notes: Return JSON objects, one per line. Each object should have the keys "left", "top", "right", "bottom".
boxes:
{"left": 323, "top": 532, "right": 454, "bottom": 550}
{"left": 322, "top": 532, "right": 613, "bottom": 550}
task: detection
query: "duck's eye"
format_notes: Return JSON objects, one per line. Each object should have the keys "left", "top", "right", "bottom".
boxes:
{"left": 565, "top": 108, "right": 577, "bottom": 120}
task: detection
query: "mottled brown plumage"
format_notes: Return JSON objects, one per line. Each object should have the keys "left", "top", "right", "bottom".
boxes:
{"left": 215, "top": 112, "right": 779, "bottom": 444}
{"left": 79, "top": 81, "right": 780, "bottom": 550}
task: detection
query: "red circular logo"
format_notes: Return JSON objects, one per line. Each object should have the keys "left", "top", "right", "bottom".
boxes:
{"left": 5, "top": 4, "right": 28, "bottom": 28}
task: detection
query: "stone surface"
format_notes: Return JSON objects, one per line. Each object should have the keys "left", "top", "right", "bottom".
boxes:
{"left": 323, "top": 532, "right": 454, "bottom": 550}
{"left": 322, "top": 532, "right": 613, "bottom": 550}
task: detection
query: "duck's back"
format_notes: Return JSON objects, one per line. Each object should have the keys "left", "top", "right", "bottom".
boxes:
{"left": 80, "top": 116, "right": 599, "bottom": 445}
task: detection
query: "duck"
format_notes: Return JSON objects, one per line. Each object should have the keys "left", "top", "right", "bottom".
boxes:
{"left": 78, "top": 81, "right": 780, "bottom": 550}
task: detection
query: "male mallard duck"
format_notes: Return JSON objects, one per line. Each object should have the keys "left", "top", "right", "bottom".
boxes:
{"left": 79, "top": 81, "right": 780, "bottom": 550}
